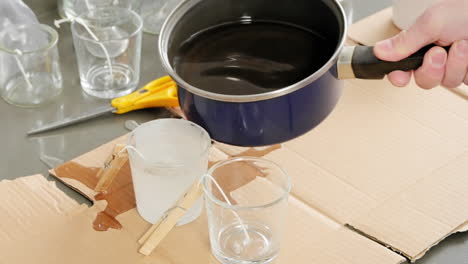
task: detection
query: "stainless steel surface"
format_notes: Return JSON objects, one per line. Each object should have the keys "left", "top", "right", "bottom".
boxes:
{"left": 337, "top": 46, "right": 356, "bottom": 79}
{"left": 40, "top": 154, "right": 64, "bottom": 169}
{"left": 1, "top": 6, "right": 172, "bottom": 204}
{"left": 159, "top": 0, "right": 347, "bottom": 103}
{"left": 1, "top": 1, "right": 467, "bottom": 264}
{"left": 28, "top": 105, "right": 115, "bottom": 135}
{"left": 23, "top": 0, "right": 57, "bottom": 17}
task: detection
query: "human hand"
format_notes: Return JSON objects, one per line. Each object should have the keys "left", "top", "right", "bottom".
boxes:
{"left": 374, "top": 0, "right": 468, "bottom": 89}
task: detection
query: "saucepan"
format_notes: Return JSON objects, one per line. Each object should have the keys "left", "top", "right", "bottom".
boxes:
{"left": 159, "top": 0, "right": 441, "bottom": 147}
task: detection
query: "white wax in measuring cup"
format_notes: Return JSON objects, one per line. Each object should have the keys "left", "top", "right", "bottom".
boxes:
{"left": 126, "top": 119, "right": 211, "bottom": 225}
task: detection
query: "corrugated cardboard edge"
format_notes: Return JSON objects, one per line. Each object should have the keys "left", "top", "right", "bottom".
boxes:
{"left": 458, "top": 221, "right": 468, "bottom": 232}
{"left": 346, "top": 222, "right": 468, "bottom": 263}
{"left": 348, "top": 152, "right": 468, "bottom": 261}
{"left": 345, "top": 224, "right": 410, "bottom": 260}
{"left": 56, "top": 177, "right": 97, "bottom": 201}
{"left": 48, "top": 134, "right": 129, "bottom": 201}
{"left": 412, "top": 221, "right": 468, "bottom": 261}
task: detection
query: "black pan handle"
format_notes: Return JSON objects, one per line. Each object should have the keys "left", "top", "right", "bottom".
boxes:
{"left": 337, "top": 44, "right": 451, "bottom": 80}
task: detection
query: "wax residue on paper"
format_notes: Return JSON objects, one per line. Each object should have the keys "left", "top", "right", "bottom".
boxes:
{"left": 53, "top": 144, "right": 281, "bottom": 231}
{"left": 236, "top": 145, "right": 282, "bottom": 157}
{"left": 208, "top": 144, "right": 282, "bottom": 204}
{"left": 207, "top": 144, "right": 281, "bottom": 167}
{"left": 53, "top": 162, "right": 101, "bottom": 190}
{"left": 54, "top": 161, "right": 136, "bottom": 231}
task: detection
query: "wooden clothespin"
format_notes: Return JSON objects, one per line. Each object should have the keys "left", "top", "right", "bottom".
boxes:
{"left": 138, "top": 181, "right": 204, "bottom": 256}
{"left": 95, "top": 144, "right": 128, "bottom": 193}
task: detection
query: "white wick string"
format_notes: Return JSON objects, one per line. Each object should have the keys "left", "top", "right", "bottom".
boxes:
{"left": 55, "top": 17, "right": 114, "bottom": 80}
{"left": 201, "top": 174, "right": 251, "bottom": 242}
{"left": 120, "top": 144, "right": 251, "bottom": 242}
{"left": 120, "top": 145, "right": 145, "bottom": 160}
{"left": 13, "top": 49, "right": 33, "bottom": 89}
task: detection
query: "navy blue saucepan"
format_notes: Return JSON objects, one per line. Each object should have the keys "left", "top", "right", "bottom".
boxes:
{"left": 159, "top": 0, "right": 442, "bottom": 147}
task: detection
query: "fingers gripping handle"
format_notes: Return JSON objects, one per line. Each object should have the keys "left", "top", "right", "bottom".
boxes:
{"left": 338, "top": 45, "right": 451, "bottom": 79}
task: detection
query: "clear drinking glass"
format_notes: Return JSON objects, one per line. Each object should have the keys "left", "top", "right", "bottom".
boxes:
{"left": 203, "top": 157, "right": 291, "bottom": 264}
{"left": 140, "top": 0, "right": 181, "bottom": 34}
{"left": 127, "top": 119, "right": 211, "bottom": 226}
{"left": 59, "top": 0, "right": 142, "bottom": 19}
{"left": 0, "top": 24, "right": 62, "bottom": 107}
{"left": 71, "top": 7, "right": 143, "bottom": 99}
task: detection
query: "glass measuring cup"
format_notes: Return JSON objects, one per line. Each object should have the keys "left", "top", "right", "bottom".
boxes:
{"left": 203, "top": 157, "right": 291, "bottom": 264}
{"left": 71, "top": 7, "right": 143, "bottom": 99}
{"left": 0, "top": 24, "right": 63, "bottom": 107}
{"left": 127, "top": 119, "right": 211, "bottom": 225}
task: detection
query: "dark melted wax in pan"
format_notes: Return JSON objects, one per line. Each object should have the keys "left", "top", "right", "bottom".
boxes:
{"left": 173, "top": 21, "right": 335, "bottom": 95}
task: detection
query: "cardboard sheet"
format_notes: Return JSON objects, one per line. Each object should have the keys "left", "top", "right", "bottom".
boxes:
{"left": 259, "top": 81, "right": 467, "bottom": 261}
{"left": 348, "top": 8, "right": 399, "bottom": 46}
{"left": 0, "top": 174, "right": 403, "bottom": 264}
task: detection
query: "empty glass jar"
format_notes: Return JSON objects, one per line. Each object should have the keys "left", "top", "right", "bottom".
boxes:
{"left": 0, "top": 24, "right": 63, "bottom": 107}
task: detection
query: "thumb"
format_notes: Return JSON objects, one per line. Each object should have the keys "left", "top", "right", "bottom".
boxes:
{"left": 374, "top": 12, "right": 440, "bottom": 61}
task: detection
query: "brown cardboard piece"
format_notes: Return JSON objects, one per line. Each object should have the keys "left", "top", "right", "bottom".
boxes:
{"left": 348, "top": 8, "right": 399, "bottom": 46}
{"left": 41, "top": 135, "right": 403, "bottom": 264}
{"left": 1, "top": 8, "right": 467, "bottom": 264}
{"left": 0, "top": 174, "right": 403, "bottom": 264}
